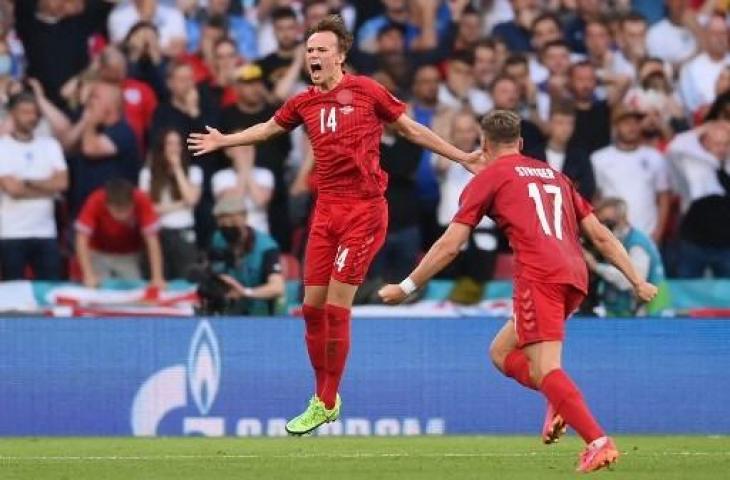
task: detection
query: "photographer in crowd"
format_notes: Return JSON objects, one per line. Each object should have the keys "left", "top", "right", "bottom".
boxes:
{"left": 206, "top": 196, "right": 284, "bottom": 315}
{"left": 583, "top": 198, "right": 667, "bottom": 317}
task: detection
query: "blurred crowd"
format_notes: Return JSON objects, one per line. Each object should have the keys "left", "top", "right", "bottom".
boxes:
{"left": 1, "top": 0, "right": 730, "bottom": 310}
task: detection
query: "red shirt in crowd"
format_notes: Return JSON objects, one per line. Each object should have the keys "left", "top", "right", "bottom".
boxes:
{"left": 274, "top": 73, "right": 406, "bottom": 199}
{"left": 453, "top": 153, "right": 593, "bottom": 292}
{"left": 75, "top": 188, "right": 159, "bottom": 254}
{"left": 123, "top": 77, "right": 158, "bottom": 151}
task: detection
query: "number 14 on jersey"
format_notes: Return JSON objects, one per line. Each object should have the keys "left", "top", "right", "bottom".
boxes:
{"left": 320, "top": 107, "right": 337, "bottom": 133}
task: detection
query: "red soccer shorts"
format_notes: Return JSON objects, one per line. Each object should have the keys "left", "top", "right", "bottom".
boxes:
{"left": 303, "top": 195, "right": 388, "bottom": 286}
{"left": 512, "top": 277, "right": 585, "bottom": 348}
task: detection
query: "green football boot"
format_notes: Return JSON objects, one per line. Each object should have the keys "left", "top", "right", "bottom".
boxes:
{"left": 285, "top": 395, "right": 342, "bottom": 436}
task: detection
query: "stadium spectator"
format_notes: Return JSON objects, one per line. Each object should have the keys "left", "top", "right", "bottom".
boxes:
{"left": 646, "top": 0, "right": 698, "bottom": 68}
{"left": 473, "top": 39, "right": 499, "bottom": 91}
{"left": 97, "top": 45, "right": 159, "bottom": 152}
{"left": 75, "top": 179, "right": 164, "bottom": 289}
{"left": 527, "top": 12, "right": 565, "bottom": 85}
{"left": 450, "top": 4, "right": 482, "bottom": 54}
{"left": 678, "top": 14, "right": 730, "bottom": 117}
{"left": 14, "top": 0, "right": 113, "bottom": 108}
{"left": 256, "top": 7, "right": 302, "bottom": 90}
{"left": 122, "top": 22, "right": 169, "bottom": 101}
{"left": 616, "top": 12, "right": 649, "bottom": 75}
{"left": 591, "top": 105, "right": 672, "bottom": 241}
{"left": 208, "top": 195, "right": 284, "bottom": 315}
{"left": 410, "top": 64, "right": 456, "bottom": 249}
{"left": 489, "top": 75, "right": 544, "bottom": 152}
{"left": 179, "top": 14, "right": 228, "bottom": 85}
{"left": 139, "top": 129, "right": 202, "bottom": 280}
{"left": 567, "top": 61, "right": 612, "bottom": 155}
{"left": 536, "top": 40, "right": 573, "bottom": 108}
{"left": 36, "top": 80, "right": 140, "bottom": 214}
{"left": 584, "top": 19, "right": 635, "bottom": 91}
{"left": 564, "top": 0, "right": 603, "bottom": 54}
{"left": 435, "top": 111, "right": 498, "bottom": 302}
{"left": 356, "top": 0, "right": 420, "bottom": 54}
{"left": 183, "top": 0, "right": 258, "bottom": 61}
{"left": 666, "top": 122, "right": 730, "bottom": 278}
{"left": 502, "top": 53, "right": 548, "bottom": 131}
{"left": 492, "top": 0, "right": 541, "bottom": 53}
{"left": 206, "top": 37, "right": 242, "bottom": 109}
{"left": 0, "top": 92, "right": 67, "bottom": 280}
{"left": 108, "top": 0, "right": 187, "bottom": 55}
{"left": 218, "top": 63, "right": 291, "bottom": 250}
{"left": 584, "top": 197, "right": 666, "bottom": 316}
{"left": 438, "top": 50, "right": 493, "bottom": 116}
{"left": 529, "top": 101, "right": 596, "bottom": 201}
{"left": 151, "top": 61, "right": 217, "bottom": 144}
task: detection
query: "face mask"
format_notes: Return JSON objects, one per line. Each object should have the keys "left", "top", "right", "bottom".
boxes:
{"left": 220, "top": 225, "right": 242, "bottom": 244}
{"left": 0, "top": 55, "right": 12, "bottom": 76}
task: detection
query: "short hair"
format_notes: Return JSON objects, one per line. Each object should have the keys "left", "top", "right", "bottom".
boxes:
{"left": 532, "top": 11, "right": 562, "bottom": 30}
{"left": 214, "top": 37, "right": 237, "bottom": 53}
{"left": 7, "top": 91, "right": 37, "bottom": 110}
{"left": 489, "top": 74, "right": 517, "bottom": 93}
{"left": 504, "top": 53, "right": 528, "bottom": 69}
{"left": 105, "top": 178, "right": 135, "bottom": 207}
{"left": 271, "top": 6, "right": 298, "bottom": 23}
{"left": 166, "top": 59, "right": 192, "bottom": 78}
{"left": 549, "top": 100, "right": 576, "bottom": 118}
{"left": 305, "top": 14, "right": 353, "bottom": 54}
{"left": 205, "top": 14, "right": 228, "bottom": 31}
{"left": 481, "top": 110, "right": 521, "bottom": 144}
{"left": 620, "top": 11, "right": 647, "bottom": 27}
{"left": 449, "top": 49, "right": 475, "bottom": 66}
{"left": 596, "top": 197, "right": 628, "bottom": 218}
{"left": 474, "top": 38, "right": 496, "bottom": 51}
{"left": 540, "top": 39, "right": 570, "bottom": 56}
{"left": 585, "top": 18, "right": 611, "bottom": 33}
{"left": 568, "top": 60, "right": 595, "bottom": 77}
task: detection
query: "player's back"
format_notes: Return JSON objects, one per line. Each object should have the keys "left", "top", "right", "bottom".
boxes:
{"left": 274, "top": 73, "right": 406, "bottom": 199}
{"left": 455, "top": 153, "right": 592, "bottom": 291}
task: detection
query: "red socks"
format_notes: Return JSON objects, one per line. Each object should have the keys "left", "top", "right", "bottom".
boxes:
{"left": 503, "top": 349, "right": 537, "bottom": 390}
{"left": 540, "top": 369, "right": 605, "bottom": 443}
{"left": 320, "top": 304, "right": 351, "bottom": 409}
{"left": 302, "top": 304, "right": 327, "bottom": 398}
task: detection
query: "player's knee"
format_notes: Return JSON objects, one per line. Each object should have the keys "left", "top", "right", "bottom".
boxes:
{"left": 530, "top": 361, "right": 561, "bottom": 386}
{"left": 488, "top": 340, "right": 508, "bottom": 373}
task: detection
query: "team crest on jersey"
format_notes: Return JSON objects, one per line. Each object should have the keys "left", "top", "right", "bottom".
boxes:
{"left": 336, "top": 89, "right": 353, "bottom": 105}
{"left": 340, "top": 105, "right": 354, "bottom": 115}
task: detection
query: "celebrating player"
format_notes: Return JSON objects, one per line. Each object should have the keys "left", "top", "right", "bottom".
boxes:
{"left": 188, "top": 15, "right": 484, "bottom": 435}
{"left": 379, "top": 110, "right": 657, "bottom": 473}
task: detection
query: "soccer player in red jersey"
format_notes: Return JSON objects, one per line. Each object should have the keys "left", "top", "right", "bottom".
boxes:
{"left": 379, "top": 110, "right": 658, "bottom": 473}
{"left": 187, "top": 15, "right": 484, "bottom": 434}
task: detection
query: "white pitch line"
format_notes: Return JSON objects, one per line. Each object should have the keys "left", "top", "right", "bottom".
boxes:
{"left": 0, "top": 451, "right": 729, "bottom": 462}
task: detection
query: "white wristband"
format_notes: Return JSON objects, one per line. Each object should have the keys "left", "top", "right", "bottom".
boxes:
{"left": 399, "top": 277, "right": 417, "bottom": 295}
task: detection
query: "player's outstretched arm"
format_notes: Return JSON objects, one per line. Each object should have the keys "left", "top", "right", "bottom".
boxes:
{"left": 379, "top": 223, "right": 472, "bottom": 304}
{"left": 580, "top": 213, "right": 658, "bottom": 303}
{"left": 390, "top": 114, "right": 486, "bottom": 174}
{"left": 187, "top": 118, "right": 286, "bottom": 156}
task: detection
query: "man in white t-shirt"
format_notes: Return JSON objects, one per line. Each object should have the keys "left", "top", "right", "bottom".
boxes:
{"left": 591, "top": 106, "right": 672, "bottom": 242}
{"left": 678, "top": 14, "right": 730, "bottom": 115}
{"left": 0, "top": 92, "right": 68, "bottom": 280}
{"left": 108, "top": 0, "right": 186, "bottom": 53}
{"left": 646, "top": 0, "right": 698, "bottom": 67}
{"left": 211, "top": 159, "right": 274, "bottom": 234}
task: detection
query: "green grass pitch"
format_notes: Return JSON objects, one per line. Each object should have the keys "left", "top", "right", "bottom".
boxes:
{"left": 1, "top": 436, "right": 728, "bottom": 479}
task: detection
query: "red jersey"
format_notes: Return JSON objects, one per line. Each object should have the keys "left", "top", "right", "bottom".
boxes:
{"left": 453, "top": 154, "right": 593, "bottom": 292}
{"left": 274, "top": 74, "right": 406, "bottom": 199}
{"left": 75, "top": 188, "right": 159, "bottom": 254}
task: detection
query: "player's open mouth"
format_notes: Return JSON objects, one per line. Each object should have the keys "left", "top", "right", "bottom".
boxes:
{"left": 311, "top": 63, "right": 322, "bottom": 72}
